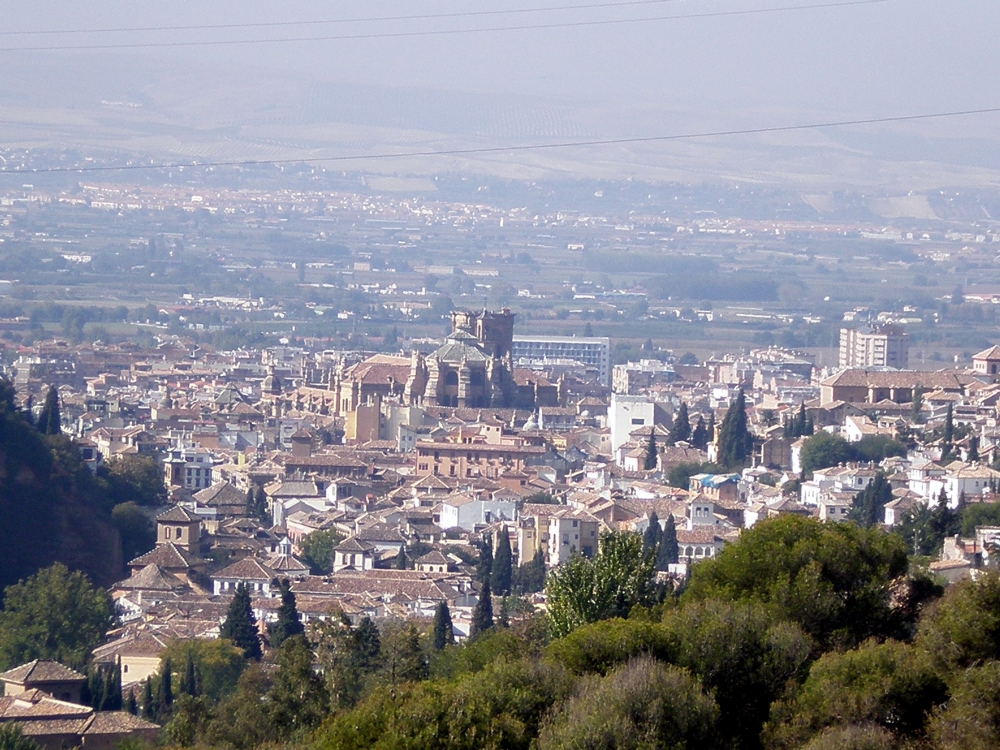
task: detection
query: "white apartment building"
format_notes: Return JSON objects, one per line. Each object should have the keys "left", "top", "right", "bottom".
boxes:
{"left": 512, "top": 335, "right": 611, "bottom": 386}
{"left": 839, "top": 325, "right": 908, "bottom": 369}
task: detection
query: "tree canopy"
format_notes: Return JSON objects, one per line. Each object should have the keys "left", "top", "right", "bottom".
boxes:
{"left": 0, "top": 562, "right": 113, "bottom": 670}
{"left": 716, "top": 389, "right": 754, "bottom": 469}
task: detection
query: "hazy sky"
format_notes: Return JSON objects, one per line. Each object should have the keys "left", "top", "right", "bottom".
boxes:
{"left": 2, "top": 0, "right": 996, "bottom": 115}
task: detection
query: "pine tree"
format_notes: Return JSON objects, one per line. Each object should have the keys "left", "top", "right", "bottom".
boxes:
{"left": 656, "top": 513, "right": 679, "bottom": 569}
{"left": 643, "top": 512, "right": 661, "bottom": 557}
{"left": 491, "top": 527, "right": 513, "bottom": 596}
{"left": 141, "top": 679, "right": 154, "bottom": 721}
{"left": 716, "top": 389, "right": 754, "bottom": 469}
{"left": 691, "top": 416, "right": 708, "bottom": 450}
{"left": 667, "top": 403, "right": 691, "bottom": 445}
{"left": 220, "top": 583, "right": 262, "bottom": 660}
{"left": 36, "top": 385, "right": 61, "bottom": 435}
{"left": 432, "top": 602, "right": 454, "bottom": 650}
{"left": 644, "top": 430, "right": 658, "bottom": 471}
{"left": 470, "top": 579, "right": 494, "bottom": 639}
{"left": 477, "top": 535, "right": 493, "bottom": 584}
{"left": 270, "top": 578, "right": 304, "bottom": 648}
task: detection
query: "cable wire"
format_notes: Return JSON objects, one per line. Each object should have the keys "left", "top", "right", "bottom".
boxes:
{"left": 0, "top": 0, "right": 692, "bottom": 36}
{"left": 1, "top": 105, "right": 996, "bottom": 175}
{"left": 0, "top": 0, "right": 892, "bottom": 53}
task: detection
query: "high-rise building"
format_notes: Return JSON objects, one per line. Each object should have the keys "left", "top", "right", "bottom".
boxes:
{"left": 839, "top": 325, "right": 908, "bottom": 369}
{"left": 512, "top": 335, "right": 611, "bottom": 386}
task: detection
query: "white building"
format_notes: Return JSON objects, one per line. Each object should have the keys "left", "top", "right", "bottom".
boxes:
{"left": 439, "top": 494, "right": 518, "bottom": 531}
{"left": 609, "top": 393, "right": 657, "bottom": 455}
{"left": 512, "top": 335, "right": 611, "bottom": 386}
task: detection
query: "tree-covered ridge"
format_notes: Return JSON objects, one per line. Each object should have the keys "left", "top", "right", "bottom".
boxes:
{"left": 0, "top": 379, "right": 123, "bottom": 591}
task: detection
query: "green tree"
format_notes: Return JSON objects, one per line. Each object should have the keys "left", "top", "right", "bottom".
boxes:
{"left": 799, "top": 431, "right": 854, "bottom": 473}
{"left": 643, "top": 430, "right": 658, "bottom": 470}
{"left": 353, "top": 616, "right": 382, "bottom": 673}
{"left": 0, "top": 562, "right": 113, "bottom": 670}
{"left": 929, "top": 660, "right": 1000, "bottom": 750}
{"left": 691, "top": 416, "right": 709, "bottom": 450}
{"left": 298, "top": 528, "right": 342, "bottom": 575}
{"left": 960, "top": 501, "right": 1000, "bottom": 537}
{"left": 917, "top": 572, "right": 1000, "bottom": 672}
{"left": 491, "top": 528, "right": 513, "bottom": 596}
{"left": 514, "top": 548, "right": 547, "bottom": 595}
{"left": 179, "top": 650, "right": 200, "bottom": 698}
{"left": 432, "top": 602, "right": 455, "bottom": 650}
{"left": 36, "top": 385, "right": 61, "bottom": 435}
{"left": 470, "top": 580, "right": 494, "bottom": 639}
{"left": 765, "top": 639, "right": 947, "bottom": 749}
{"left": 911, "top": 385, "right": 924, "bottom": 424}
{"left": 546, "top": 531, "right": 655, "bottom": 639}
{"left": 667, "top": 600, "right": 812, "bottom": 750}
{"left": 642, "top": 512, "right": 661, "bottom": 557}
{"left": 684, "top": 516, "right": 913, "bottom": 650}
{"left": 157, "top": 656, "right": 174, "bottom": 719}
{"left": 158, "top": 638, "right": 244, "bottom": 701}
{"left": 141, "top": 678, "right": 154, "bottom": 720}
{"left": 477, "top": 534, "right": 493, "bottom": 584}
{"left": 667, "top": 403, "right": 690, "bottom": 445}
{"left": 102, "top": 455, "right": 167, "bottom": 506}
{"left": 220, "top": 583, "right": 262, "bottom": 660}
{"left": 393, "top": 545, "right": 407, "bottom": 570}
{"left": 0, "top": 723, "right": 41, "bottom": 750}
{"left": 379, "top": 620, "right": 428, "bottom": 685}
{"left": 111, "top": 502, "right": 155, "bottom": 565}
{"left": 536, "top": 656, "right": 720, "bottom": 750}
{"left": 657, "top": 513, "right": 679, "bottom": 569}
{"left": 265, "top": 635, "right": 329, "bottom": 738}
{"left": 716, "top": 389, "right": 753, "bottom": 469}
{"left": 942, "top": 402, "right": 955, "bottom": 459}
{"left": 269, "top": 578, "right": 304, "bottom": 648}
{"left": 851, "top": 471, "right": 893, "bottom": 528}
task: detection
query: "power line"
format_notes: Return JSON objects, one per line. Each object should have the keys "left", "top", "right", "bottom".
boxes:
{"left": 0, "top": 0, "right": 690, "bottom": 36}
{"left": 2, "top": 105, "right": 996, "bottom": 175}
{"left": 0, "top": 0, "right": 892, "bottom": 53}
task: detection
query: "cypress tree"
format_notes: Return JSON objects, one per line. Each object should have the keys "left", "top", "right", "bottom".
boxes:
{"left": 126, "top": 692, "right": 137, "bottom": 715}
{"left": 942, "top": 402, "right": 954, "bottom": 459}
{"left": 643, "top": 512, "right": 661, "bottom": 557}
{"left": 36, "top": 385, "right": 61, "bottom": 435}
{"left": 220, "top": 583, "right": 262, "bottom": 659}
{"left": 141, "top": 679, "right": 154, "bottom": 721}
{"left": 470, "top": 579, "right": 494, "bottom": 639}
{"left": 477, "top": 535, "right": 493, "bottom": 584}
{"left": 270, "top": 578, "right": 304, "bottom": 648}
{"left": 432, "top": 602, "right": 454, "bottom": 650}
{"left": 691, "top": 416, "right": 708, "bottom": 450}
{"left": 394, "top": 546, "right": 408, "bottom": 570}
{"left": 491, "top": 528, "right": 512, "bottom": 596}
{"left": 244, "top": 488, "right": 256, "bottom": 519}
{"left": 656, "top": 513, "right": 679, "bottom": 569}
{"left": 969, "top": 435, "right": 980, "bottom": 463}
{"left": 106, "top": 664, "right": 122, "bottom": 710}
{"left": 667, "top": 403, "right": 690, "bottom": 445}
{"left": 707, "top": 412, "right": 715, "bottom": 443}
{"left": 180, "top": 651, "right": 198, "bottom": 697}
{"left": 716, "top": 389, "right": 753, "bottom": 469}
{"left": 156, "top": 657, "right": 173, "bottom": 718}
{"left": 644, "top": 430, "right": 658, "bottom": 471}
{"left": 851, "top": 472, "right": 893, "bottom": 528}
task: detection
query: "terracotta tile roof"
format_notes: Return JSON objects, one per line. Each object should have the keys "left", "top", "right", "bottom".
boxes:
{"left": 156, "top": 505, "right": 202, "bottom": 523}
{"left": 213, "top": 557, "right": 275, "bottom": 581}
{"left": 0, "top": 661, "right": 85, "bottom": 686}
{"left": 129, "top": 543, "right": 201, "bottom": 570}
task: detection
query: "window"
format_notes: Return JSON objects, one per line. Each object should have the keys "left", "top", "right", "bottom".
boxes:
{"left": 631, "top": 418, "right": 644, "bottom": 425}
{"left": 165, "top": 527, "right": 171, "bottom": 539}
{"left": 176, "top": 527, "right": 183, "bottom": 538}
{"left": 123, "top": 665, "right": 129, "bottom": 673}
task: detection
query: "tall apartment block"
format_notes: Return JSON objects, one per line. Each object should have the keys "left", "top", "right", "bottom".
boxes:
{"left": 839, "top": 325, "right": 908, "bottom": 369}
